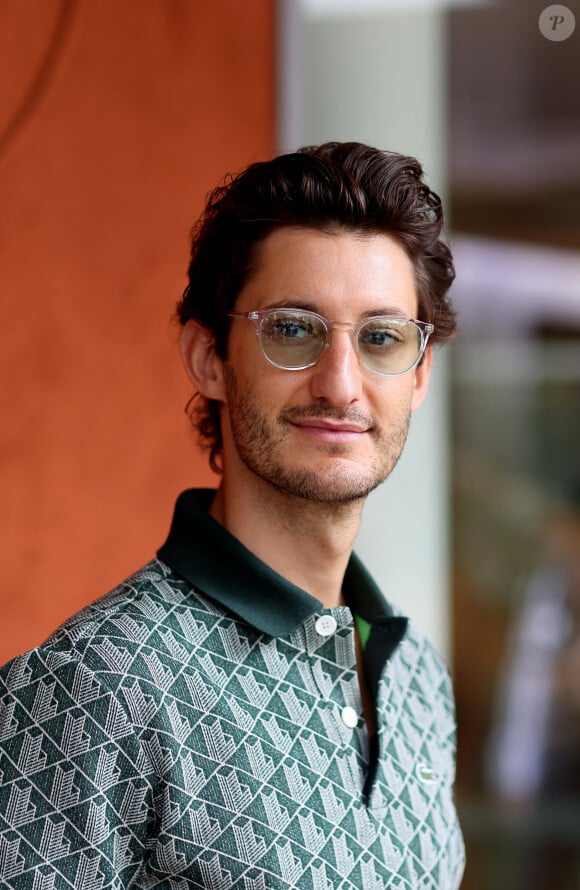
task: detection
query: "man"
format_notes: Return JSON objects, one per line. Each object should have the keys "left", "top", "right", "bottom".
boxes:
{"left": 0, "top": 142, "right": 465, "bottom": 888}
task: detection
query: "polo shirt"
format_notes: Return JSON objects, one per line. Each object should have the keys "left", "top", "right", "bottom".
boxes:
{"left": 0, "top": 488, "right": 465, "bottom": 888}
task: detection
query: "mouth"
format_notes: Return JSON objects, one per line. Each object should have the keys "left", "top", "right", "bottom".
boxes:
{"left": 289, "top": 418, "right": 371, "bottom": 442}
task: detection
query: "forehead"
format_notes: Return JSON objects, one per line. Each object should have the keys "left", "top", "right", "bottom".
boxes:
{"left": 237, "top": 226, "right": 418, "bottom": 318}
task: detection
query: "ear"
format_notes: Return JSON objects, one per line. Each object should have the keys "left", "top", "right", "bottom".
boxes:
{"left": 410, "top": 345, "right": 433, "bottom": 413}
{"left": 180, "top": 320, "right": 226, "bottom": 402}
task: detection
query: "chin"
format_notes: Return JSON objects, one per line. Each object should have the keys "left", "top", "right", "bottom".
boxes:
{"left": 263, "top": 464, "right": 387, "bottom": 504}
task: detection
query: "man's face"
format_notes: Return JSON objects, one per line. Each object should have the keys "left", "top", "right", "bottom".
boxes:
{"left": 218, "top": 226, "right": 432, "bottom": 504}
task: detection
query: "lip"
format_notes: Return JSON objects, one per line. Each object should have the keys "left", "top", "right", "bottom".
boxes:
{"left": 290, "top": 419, "right": 370, "bottom": 441}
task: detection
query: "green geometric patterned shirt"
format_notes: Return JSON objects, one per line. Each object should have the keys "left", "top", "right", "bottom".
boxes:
{"left": 0, "top": 489, "right": 465, "bottom": 888}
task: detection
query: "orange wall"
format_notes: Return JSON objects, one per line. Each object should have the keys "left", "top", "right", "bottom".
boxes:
{"left": 0, "top": 0, "right": 274, "bottom": 663}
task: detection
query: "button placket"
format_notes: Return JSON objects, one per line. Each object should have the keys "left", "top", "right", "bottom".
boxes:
{"left": 303, "top": 612, "right": 363, "bottom": 739}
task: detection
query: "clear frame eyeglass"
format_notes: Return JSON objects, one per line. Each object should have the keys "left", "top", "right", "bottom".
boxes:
{"left": 228, "top": 307, "right": 434, "bottom": 377}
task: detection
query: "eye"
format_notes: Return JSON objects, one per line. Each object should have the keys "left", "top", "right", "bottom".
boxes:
{"left": 360, "top": 323, "right": 404, "bottom": 349}
{"left": 266, "top": 313, "right": 320, "bottom": 340}
{"left": 273, "top": 321, "right": 311, "bottom": 338}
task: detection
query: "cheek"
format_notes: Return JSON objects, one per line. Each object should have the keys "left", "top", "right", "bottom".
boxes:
{"left": 371, "top": 377, "right": 415, "bottom": 413}
{"left": 248, "top": 362, "right": 312, "bottom": 408}
{"left": 373, "top": 366, "right": 429, "bottom": 417}
{"left": 226, "top": 334, "right": 252, "bottom": 371}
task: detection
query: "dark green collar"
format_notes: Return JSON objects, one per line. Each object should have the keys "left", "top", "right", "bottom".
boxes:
{"left": 157, "top": 488, "right": 406, "bottom": 639}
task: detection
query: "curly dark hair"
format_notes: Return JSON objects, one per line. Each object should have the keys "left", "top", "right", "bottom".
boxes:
{"left": 177, "top": 141, "right": 456, "bottom": 473}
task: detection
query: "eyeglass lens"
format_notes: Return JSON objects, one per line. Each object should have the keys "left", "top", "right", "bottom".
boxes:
{"left": 260, "top": 310, "right": 423, "bottom": 375}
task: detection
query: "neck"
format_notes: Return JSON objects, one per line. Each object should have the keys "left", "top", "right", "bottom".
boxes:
{"left": 209, "top": 475, "right": 364, "bottom": 609}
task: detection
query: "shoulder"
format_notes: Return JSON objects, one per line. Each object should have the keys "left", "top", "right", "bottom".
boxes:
{"left": 401, "top": 619, "right": 454, "bottom": 687}
{"left": 0, "top": 557, "right": 208, "bottom": 778}
{"left": 44, "top": 558, "right": 190, "bottom": 647}
{"left": 390, "top": 618, "right": 458, "bottom": 740}
{"left": 0, "top": 558, "right": 207, "bottom": 700}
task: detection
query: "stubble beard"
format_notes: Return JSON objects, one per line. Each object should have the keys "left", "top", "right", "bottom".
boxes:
{"left": 223, "top": 364, "right": 411, "bottom": 505}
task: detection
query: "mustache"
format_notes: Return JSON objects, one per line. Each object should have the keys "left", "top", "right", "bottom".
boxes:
{"left": 279, "top": 404, "right": 376, "bottom": 430}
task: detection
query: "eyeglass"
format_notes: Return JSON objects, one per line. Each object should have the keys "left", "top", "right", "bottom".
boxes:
{"left": 228, "top": 307, "right": 434, "bottom": 376}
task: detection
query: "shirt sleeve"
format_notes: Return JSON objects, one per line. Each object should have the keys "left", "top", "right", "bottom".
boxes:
{"left": 0, "top": 648, "right": 155, "bottom": 889}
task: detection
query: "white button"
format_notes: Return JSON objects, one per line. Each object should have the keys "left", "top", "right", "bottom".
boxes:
{"left": 341, "top": 706, "right": 359, "bottom": 728}
{"left": 315, "top": 615, "right": 337, "bottom": 637}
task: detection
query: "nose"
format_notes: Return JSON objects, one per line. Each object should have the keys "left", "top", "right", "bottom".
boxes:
{"left": 308, "top": 326, "right": 363, "bottom": 405}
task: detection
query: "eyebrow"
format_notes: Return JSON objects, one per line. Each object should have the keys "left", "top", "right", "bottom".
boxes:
{"left": 262, "top": 299, "right": 411, "bottom": 320}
